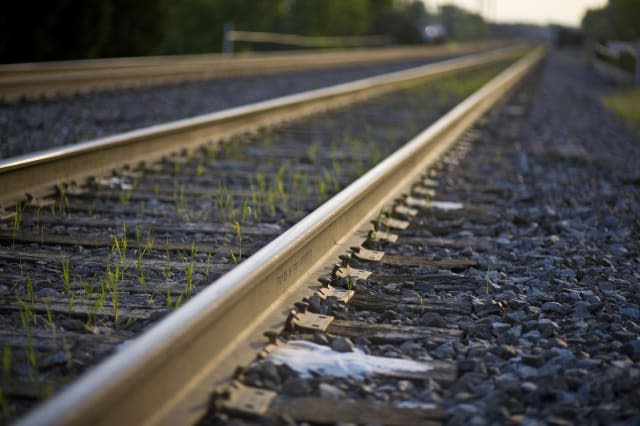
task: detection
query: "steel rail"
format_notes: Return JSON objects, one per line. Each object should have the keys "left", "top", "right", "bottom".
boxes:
{"left": 16, "top": 46, "right": 545, "bottom": 426}
{"left": 0, "top": 45, "right": 524, "bottom": 208}
{"left": 0, "top": 41, "right": 506, "bottom": 101}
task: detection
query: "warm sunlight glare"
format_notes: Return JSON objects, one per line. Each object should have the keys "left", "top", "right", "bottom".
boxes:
{"left": 425, "top": 0, "right": 608, "bottom": 27}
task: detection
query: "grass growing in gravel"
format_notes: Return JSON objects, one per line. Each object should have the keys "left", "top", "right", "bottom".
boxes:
{"left": 230, "top": 221, "right": 243, "bottom": 264}
{"left": 11, "top": 202, "right": 24, "bottom": 245}
{"left": 408, "top": 59, "right": 516, "bottom": 103}
{"left": 602, "top": 89, "right": 640, "bottom": 127}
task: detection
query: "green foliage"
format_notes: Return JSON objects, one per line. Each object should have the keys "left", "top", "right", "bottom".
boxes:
{"left": 44, "top": 298, "right": 57, "bottom": 341}
{"left": 290, "top": 0, "right": 377, "bottom": 36}
{"left": 184, "top": 241, "right": 197, "bottom": 299}
{"left": 582, "top": 0, "right": 640, "bottom": 41}
{"left": 439, "top": 5, "right": 487, "bottom": 41}
{"left": 370, "top": 0, "right": 428, "bottom": 44}
{"left": 602, "top": 89, "right": 640, "bottom": 126}
{"left": 1, "top": 0, "right": 492, "bottom": 61}
{"left": 0, "top": 389, "right": 7, "bottom": 419}
{"left": 1, "top": 0, "right": 169, "bottom": 62}
{"left": 60, "top": 256, "right": 72, "bottom": 297}
{"left": 163, "top": 0, "right": 292, "bottom": 54}
{"left": 2, "top": 346, "right": 11, "bottom": 378}
{"left": 230, "top": 221, "right": 243, "bottom": 264}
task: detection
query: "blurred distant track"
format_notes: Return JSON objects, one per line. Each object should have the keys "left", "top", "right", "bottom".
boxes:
{"left": 0, "top": 41, "right": 506, "bottom": 102}
{"left": 0, "top": 44, "right": 524, "bottom": 209}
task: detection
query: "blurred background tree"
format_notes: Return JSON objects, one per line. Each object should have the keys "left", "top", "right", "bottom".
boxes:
{"left": 289, "top": 0, "right": 376, "bottom": 36}
{"left": 371, "top": 1, "right": 430, "bottom": 44}
{"left": 439, "top": 5, "right": 487, "bottom": 41}
{"left": 161, "top": 0, "right": 291, "bottom": 54}
{"left": 582, "top": 0, "right": 640, "bottom": 42}
{"left": 0, "top": 0, "right": 490, "bottom": 63}
{"left": 0, "top": 0, "right": 169, "bottom": 62}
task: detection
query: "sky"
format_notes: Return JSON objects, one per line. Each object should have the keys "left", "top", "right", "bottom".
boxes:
{"left": 424, "top": 0, "right": 608, "bottom": 27}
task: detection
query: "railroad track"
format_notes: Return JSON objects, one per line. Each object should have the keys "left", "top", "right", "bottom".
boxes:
{"left": 0, "top": 46, "right": 546, "bottom": 425}
{"left": 0, "top": 41, "right": 504, "bottom": 102}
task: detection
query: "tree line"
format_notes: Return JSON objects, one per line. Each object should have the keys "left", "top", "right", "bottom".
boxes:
{"left": 0, "top": 0, "right": 487, "bottom": 63}
{"left": 582, "top": 0, "right": 640, "bottom": 42}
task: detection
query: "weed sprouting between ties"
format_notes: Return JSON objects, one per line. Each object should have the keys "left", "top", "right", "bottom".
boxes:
{"left": 184, "top": 241, "right": 196, "bottom": 299}
{"left": 230, "top": 221, "right": 243, "bottom": 264}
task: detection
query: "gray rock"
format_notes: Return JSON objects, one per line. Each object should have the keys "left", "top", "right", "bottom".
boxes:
{"left": 472, "top": 300, "right": 502, "bottom": 316}
{"left": 550, "top": 348, "right": 575, "bottom": 364}
{"left": 183, "top": 269, "right": 204, "bottom": 283}
{"left": 541, "top": 301, "right": 566, "bottom": 315}
{"left": 281, "top": 378, "right": 313, "bottom": 396}
{"left": 421, "top": 312, "right": 448, "bottom": 328}
{"left": 524, "top": 319, "right": 538, "bottom": 332}
{"left": 619, "top": 306, "right": 640, "bottom": 321}
{"left": 307, "top": 294, "right": 327, "bottom": 315}
{"left": 36, "top": 287, "right": 60, "bottom": 298}
{"left": 588, "top": 301, "right": 604, "bottom": 313}
{"left": 602, "top": 215, "right": 617, "bottom": 227}
{"left": 61, "top": 318, "right": 89, "bottom": 332}
{"left": 399, "top": 340, "right": 423, "bottom": 353}
{"left": 453, "top": 403, "right": 480, "bottom": 416}
{"left": 576, "top": 358, "right": 601, "bottom": 369}
{"left": 495, "top": 344, "right": 519, "bottom": 359}
{"left": 318, "top": 383, "right": 346, "bottom": 399}
{"left": 492, "top": 322, "right": 511, "bottom": 334}
{"left": 505, "top": 310, "right": 527, "bottom": 323}
{"left": 468, "top": 415, "right": 487, "bottom": 426}
{"left": 454, "top": 391, "right": 474, "bottom": 401}
{"left": 594, "top": 403, "right": 622, "bottom": 424}
{"left": 507, "top": 324, "right": 523, "bottom": 339}
{"left": 431, "top": 342, "right": 455, "bottom": 359}
{"left": 538, "top": 318, "right": 559, "bottom": 337}
{"left": 522, "top": 330, "right": 541, "bottom": 341}
{"left": 538, "top": 361, "right": 561, "bottom": 378}
{"left": 260, "top": 361, "right": 281, "bottom": 385}
{"left": 521, "top": 353, "right": 544, "bottom": 367}
{"left": 495, "top": 373, "right": 520, "bottom": 394}
{"left": 550, "top": 337, "right": 568, "bottom": 348}
{"left": 517, "top": 365, "right": 539, "bottom": 380}
{"left": 397, "top": 380, "right": 413, "bottom": 392}
{"left": 313, "top": 332, "right": 330, "bottom": 346}
{"left": 460, "top": 247, "right": 474, "bottom": 256}
{"left": 521, "top": 417, "right": 546, "bottom": 426}
{"left": 622, "top": 339, "right": 640, "bottom": 361}
{"left": 330, "top": 336, "right": 354, "bottom": 353}
{"left": 40, "top": 352, "right": 68, "bottom": 368}
{"left": 572, "top": 301, "right": 591, "bottom": 316}
{"left": 96, "top": 326, "right": 114, "bottom": 336}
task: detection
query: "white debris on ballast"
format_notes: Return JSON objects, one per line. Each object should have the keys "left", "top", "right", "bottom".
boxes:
{"left": 395, "top": 401, "right": 438, "bottom": 410}
{"left": 266, "top": 340, "right": 433, "bottom": 378}
{"left": 429, "top": 201, "right": 463, "bottom": 210}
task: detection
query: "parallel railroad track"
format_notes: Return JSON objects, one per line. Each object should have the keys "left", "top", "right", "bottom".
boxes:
{"left": 0, "top": 41, "right": 505, "bottom": 102}
{"left": 0, "top": 46, "right": 544, "bottom": 424}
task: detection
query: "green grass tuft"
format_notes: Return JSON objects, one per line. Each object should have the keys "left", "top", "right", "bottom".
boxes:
{"left": 602, "top": 89, "right": 640, "bottom": 127}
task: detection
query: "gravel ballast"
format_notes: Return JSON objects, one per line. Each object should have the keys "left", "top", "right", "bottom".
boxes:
{"left": 205, "top": 49, "right": 640, "bottom": 425}
{"left": 0, "top": 55, "right": 469, "bottom": 159}
{"left": 0, "top": 60, "right": 511, "bottom": 423}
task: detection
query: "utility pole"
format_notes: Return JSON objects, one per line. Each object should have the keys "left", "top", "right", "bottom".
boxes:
{"left": 223, "top": 21, "right": 234, "bottom": 55}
